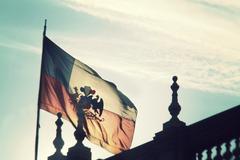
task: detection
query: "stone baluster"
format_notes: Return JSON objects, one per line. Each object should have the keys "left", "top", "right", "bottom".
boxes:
{"left": 233, "top": 137, "right": 240, "bottom": 159}
{"left": 48, "top": 112, "right": 66, "bottom": 160}
{"left": 197, "top": 152, "right": 203, "bottom": 160}
{"left": 163, "top": 76, "right": 186, "bottom": 131}
{"left": 66, "top": 87, "right": 91, "bottom": 160}
{"left": 206, "top": 147, "right": 213, "bottom": 160}
{"left": 214, "top": 144, "right": 223, "bottom": 160}
{"left": 223, "top": 141, "right": 232, "bottom": 160}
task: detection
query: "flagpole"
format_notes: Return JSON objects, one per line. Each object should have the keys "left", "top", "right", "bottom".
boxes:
{"left": 35, "top": 19, "right": 47, "bottom": 160}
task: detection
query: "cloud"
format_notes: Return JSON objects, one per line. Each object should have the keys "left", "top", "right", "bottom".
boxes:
{"left": 58, "top": 0, "right": 240, "bottom": 96}
{"left": 192, "top": 0, "right": 240, "bottom": 14}
{"left": 190, "top": 0, "right": 240, "bottom": 22}
{"left": 0, "top": 41, "right": 40, "bottom": 54}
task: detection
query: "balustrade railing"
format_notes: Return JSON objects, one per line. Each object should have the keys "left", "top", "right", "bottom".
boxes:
{"left": 189, "top": 104, "right": 240, "bottom": 160}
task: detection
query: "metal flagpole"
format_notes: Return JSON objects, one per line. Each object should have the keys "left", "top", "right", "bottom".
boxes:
{"left": 35, "top": 19, "right": 47, "bottom": 160}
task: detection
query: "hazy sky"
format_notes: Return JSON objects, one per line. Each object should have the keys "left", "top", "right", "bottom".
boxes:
{"left": 0, "top": 0, "right": 240, "bottom": 160}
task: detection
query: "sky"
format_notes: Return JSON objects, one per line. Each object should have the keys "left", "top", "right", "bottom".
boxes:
{"left": 0, "top": 0, "right": 240, "bottom": 159}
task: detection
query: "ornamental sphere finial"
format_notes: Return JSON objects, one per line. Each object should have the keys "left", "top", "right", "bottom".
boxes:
{"left": 57, "top": 112, "right": 62, "bottom": 118}
{"left": 172, "top": 76, "right": 178, "bottom": 82}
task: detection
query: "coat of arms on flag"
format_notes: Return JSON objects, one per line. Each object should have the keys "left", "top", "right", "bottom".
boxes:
{"left": 70, "top": 86, "right": 104, "bottom": 122}
{"left": 38, "top": 36, "right": 138, "bottom": 154}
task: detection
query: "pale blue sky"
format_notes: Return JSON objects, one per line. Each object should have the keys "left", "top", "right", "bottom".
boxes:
{"left": 0, "top": 0, "right": 240, "bottom": 160}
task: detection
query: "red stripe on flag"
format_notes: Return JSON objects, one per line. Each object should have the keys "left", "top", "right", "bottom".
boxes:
{"left": 39, "top": 74, "right": 78, "bottom": 123}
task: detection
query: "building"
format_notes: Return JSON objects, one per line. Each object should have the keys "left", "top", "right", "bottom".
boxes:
{"left": 106, "top": 76, "right": 240, "bottom": 160}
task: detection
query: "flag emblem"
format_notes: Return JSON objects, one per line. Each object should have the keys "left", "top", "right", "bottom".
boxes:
{"left": 70, "top": 86, "right": 104, "bottom": 122}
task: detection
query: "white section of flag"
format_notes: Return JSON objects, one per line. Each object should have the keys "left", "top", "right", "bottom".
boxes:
{"left": 69, "top": 59, "right": 137, "bottom": 121}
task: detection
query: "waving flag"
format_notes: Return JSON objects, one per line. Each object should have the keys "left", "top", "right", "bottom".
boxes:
{"left": 38, "top": 36, "right": 137, "bottom": 153}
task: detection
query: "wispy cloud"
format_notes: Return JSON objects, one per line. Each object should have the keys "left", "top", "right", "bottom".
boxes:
{"left": 59, "top": 0, "right": 240, "bottom": 96}
{"left": 190, "top": 0, "right": 240, "bottom": 23}
{"left": 191, "top": 0, "right": 240, "bottom": 14}
{"left": 0, "top": 41, "right": 41, "bottom": 54}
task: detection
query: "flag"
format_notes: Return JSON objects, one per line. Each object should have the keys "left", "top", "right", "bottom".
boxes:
{"left": 39, "top": 36, "right": 137, "bottom": 153}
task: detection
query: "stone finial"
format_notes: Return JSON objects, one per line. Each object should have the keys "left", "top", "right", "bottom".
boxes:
{"left": 54, "top": 113, "right": 64, "bottom": 151}
{"left": 67, "top": 125, "right": 91, "bottom": 160}
{"left": 67, "top": 87, "right": 92, "bottom": 160}
{"left": 163, "top": 76, "right": 185, "bottom": 131}
{"left": 169, "top": 76, "right": 181, "bottom": 118}
{"left": 48, "top": 112, "right": 66, "bottom": 160}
